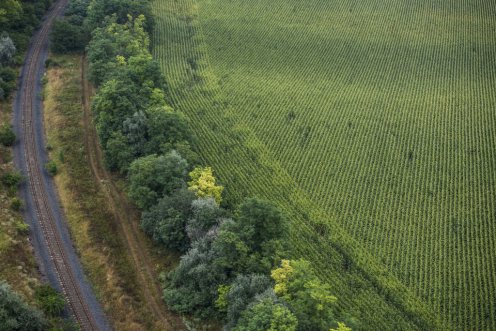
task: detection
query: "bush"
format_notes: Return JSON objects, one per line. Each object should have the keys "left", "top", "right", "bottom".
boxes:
{"left": 0, "top": 282, "right": 47, "bottom": 330}
{"left": 44, "top": 160, "right": 57, "bottom": 176}
{"left": 1, "top": 169, "right": 23, "bottom": 189}
{"left": 34, "top": 285, "right": 65, "bottom": 317}
{"left": 15, "top": 220, "right": 30, "bottom": 234}
{"left": 10, "top": 197, "right": 22, "bottom": 211}
{"left": 0, "top": 124, "right": 16, "bottom": 146}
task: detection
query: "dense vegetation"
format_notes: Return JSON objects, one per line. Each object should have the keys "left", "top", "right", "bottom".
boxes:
{"left": 0, "top": 282, "right": 47, "bottom": 331}
{"left": 151, "top": 0, "right": 495, "bottom": 330}
{"left": 0, "top": 0, "right": 54, "bottom": 100}
{"left": 65, "top": 0, "right": 356, "bottom": 329}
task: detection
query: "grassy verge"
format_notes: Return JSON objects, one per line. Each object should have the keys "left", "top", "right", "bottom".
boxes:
{"left": 42, "top": 54, "right": 168, "bottom": 330}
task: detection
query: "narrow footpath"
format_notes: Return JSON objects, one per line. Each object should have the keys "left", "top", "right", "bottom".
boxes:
{"left": 12, "top": 1, "right": 110, "bottom": 329}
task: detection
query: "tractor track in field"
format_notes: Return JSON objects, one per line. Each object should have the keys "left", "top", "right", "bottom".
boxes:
{"left": 81, "top": 56, "right": 186, "bottom": 331}
{"left": 12, "top": 1, "right": 110, "bottom": 329}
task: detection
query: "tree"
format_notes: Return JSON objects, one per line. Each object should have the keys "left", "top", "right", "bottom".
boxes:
{"left": 0, "top": 1, "right": 22, "bottom": 26}
{"left": 92, "top": 77, "right": 140, "bottom": 145}
{"left": 223, "top": 274, "right": 272, "bottom": 329}
{"left": 205, "top": 199, "right": 289, "bottom": 275}
{"left": 122, "top": 110, "right": 148, "bottom": 157}
{"left": 0, "top": 33, "right": 16, "bottom": 65}
{"left": 50, "top": 19, "right": 86, "bottom": 53}
{"left": 104, "top": 131, "right": 133, "bottom": 173}
{"left": 128, "top": 151, "right": 188, "bottom": 210}
{"left": 87, "top": 15, "right": 150, "bottom": 86}
{"left": 186, "top": 197, "right": 224, "bottom": 242}
{"left": 271, "top": 259, "right": 338, "bottom": 331}
{"left": 235, "top": 198, "right": 288, "bottom": 251}
{"left": 141, "top": 188, "right": 196, "bottom": 252}
{"left": 233, "top": 295, "right": 298, "bottom": 331}
{"left": 0, "top": 282, "right": 47, "bottom": 331}
{"left": 145, "top": 107, "right": 192, "bottom": 155}
{"left": 210, "top": 222, "right": 250, "bottom": 273}
{"left": 85, "top": 0, "right": 154, "bottom": 33}
{"left": 188, "top": 166, "right": 224, "bottom": 205}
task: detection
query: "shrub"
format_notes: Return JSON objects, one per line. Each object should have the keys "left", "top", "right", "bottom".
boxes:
{"left": 1, "top": 169, "right": 23, "bottom": 189}
{"left": 15, "top": 220, "right": 30, "bottom": 234}
{"left": 0, "top": 282, "right": 47, "bottom": 330}
{"left": 10, "top": 197, "right": 22, "bottom": 211}
{"left": 0, "top": 124, "right": 16, "bottom": 146}
{"left": 34, "top": 285, "right": 65, "bottom": 317}
{"left": 44, "top": 160, "right": 57, "bottom": 176}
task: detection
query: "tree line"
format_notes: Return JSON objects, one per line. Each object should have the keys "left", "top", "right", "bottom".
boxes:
{"left": 53, "top": 0, "right": 357, "bottom": 330}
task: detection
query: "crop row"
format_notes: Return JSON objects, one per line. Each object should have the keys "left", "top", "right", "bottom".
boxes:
{"left": 152, "top": 0, "right": 496, "bottom": 329}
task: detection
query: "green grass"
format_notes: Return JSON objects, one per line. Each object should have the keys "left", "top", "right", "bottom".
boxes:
{"left": 151, "top": 0, "right": 496, "bottom": 329}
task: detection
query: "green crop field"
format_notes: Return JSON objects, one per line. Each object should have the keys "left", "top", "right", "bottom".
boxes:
{"left": 151, "top": 0, "right": 496, "bottom": 329}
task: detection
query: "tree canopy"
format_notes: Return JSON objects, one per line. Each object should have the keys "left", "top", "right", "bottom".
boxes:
{"left": 128, "top": 151, "right": 188, "bottom": 210}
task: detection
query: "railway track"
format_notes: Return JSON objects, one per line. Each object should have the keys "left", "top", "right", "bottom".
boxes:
{"left": 15, "top": 1, "right": 106, "bottom": 329}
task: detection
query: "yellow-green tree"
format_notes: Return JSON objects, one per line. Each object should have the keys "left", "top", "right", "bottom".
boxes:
{"left": 271, "top": 259, "right": 341, "bottom": 331}
{"left": 329, "top": 322, "right": 352, "bottom": 331}
{"left": 188, "top": 166, "right": 224, "bottom": 205}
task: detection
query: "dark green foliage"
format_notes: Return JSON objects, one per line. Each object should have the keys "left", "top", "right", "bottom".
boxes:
{"left": 211, "top": 198, "right": 289, "bottom": 274}
{"left": 128, "top": 151, "right": 188, "bottom": 210}
{"left": 0, "top": 124, "right": 16, "bottom": 146}
{"left": 1, "top": 0, "right": 53, "bottom": 52}
{"left": 0, "top": 66, "right": 17, "bottom": 100}
{"left": 92, "top": 77, "right": 141, "bottom": 145}
{"left": 34, "top": 285, "right": 65, "bottom": 317}
{"left": 233, "top": 294, "right": 298, "bottom": 331}
{"left": 87, "top": 15, "right": 150, "bottom": 86}
{"left": 10, "top": 197, "right": 22, "bottom": 211}
{"left": 163, "top": 233, "right": 228, "bottom": 319}
{"left": 224, "top": 274, "right": 272, "bottom": 329}
{"left": 115, "top": 54, "right": 165, "bottom": 91}
{"left": 0, "top": 282, "right": 48, "bottom": 331}
{"left": 141, "top": 188, "right": 196, "bottom": 252}
{"left": 85, "top": 0, "right": 154, "bottom": 33}
{"left": 50, "top": 19, "right": 86, "bottom": 53}
{"left": 65, "top": 0, "right": 89, "bottom": 20}
{"left": 145, "top": 108, "right": 192, "bottom": 154}
{"left": 235, "top": 198, "right": 288, "bottom": 252}
{"left": 44, "top": 160, "right": 58, "bottom": 176}
{"left": 1, "top": 169, "right": 23, "bottom": 189}
{"left": 162, "top": 199, "right": 289, "bottom": 320}
{"left": 104, "top": 130, "right": 133, "bottom": 173}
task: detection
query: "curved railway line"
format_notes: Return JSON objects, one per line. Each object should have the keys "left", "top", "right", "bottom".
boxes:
{"left": 13, "top": 1, "right": 109, "bottom": 329}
